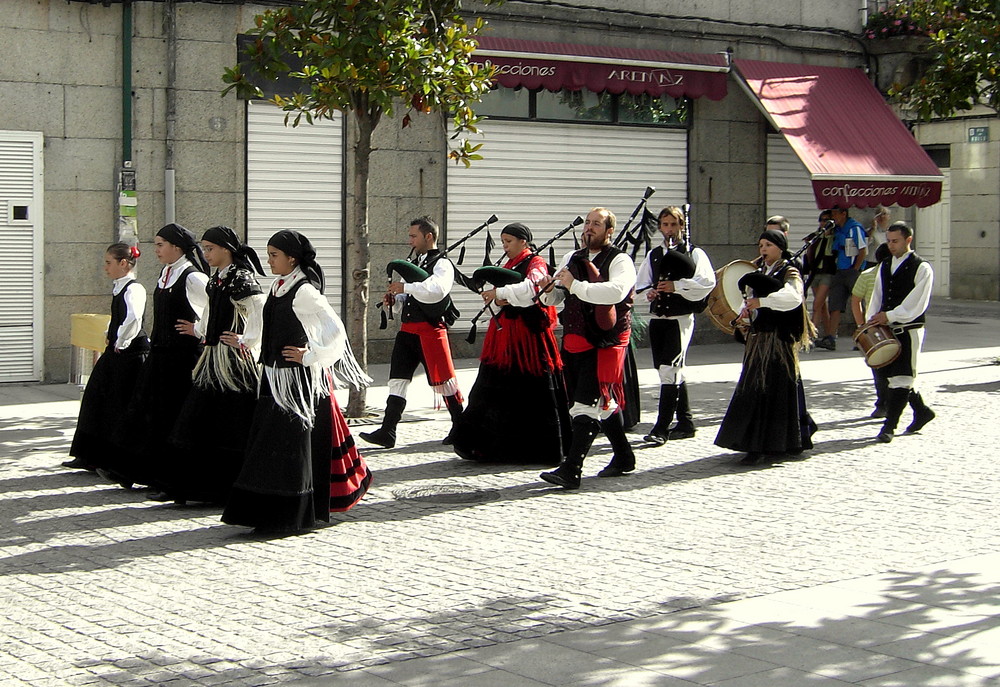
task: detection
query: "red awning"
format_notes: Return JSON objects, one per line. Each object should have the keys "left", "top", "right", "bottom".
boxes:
{"left": 473, "top": 36, "right": 729, "bottom": 101}
{"left": 734, "top": 59, "right": 943, "bottom": 209}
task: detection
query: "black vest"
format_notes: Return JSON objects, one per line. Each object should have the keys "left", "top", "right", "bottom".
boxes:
{"left": 151, "top": 266, "right": 200, "bottom": 348}
{"left": 203, "top": 267, "right": 262, "bottom": 345}
{"left": 560, "top": 245, "right": 633, "bottom": 348}
{"left": 107, "top": 280, "right": 150, "bottom": 356}
{"left": 647, "top": 243, "right": 708, "bottom": 317}
{"left": 260, "top": 279, "right": 309, "bottom": 367}
{"left": 879, "top": 253, "right": 926, "bottom": 325}
{"left": 400, "top": 249, "right": 458, "bottom": 325}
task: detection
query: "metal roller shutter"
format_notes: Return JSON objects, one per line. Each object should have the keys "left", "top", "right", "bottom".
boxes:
{"left": 446, "top": 119, "right": 688, "bottom": 322}
{"left": 0, "top": 131, "right": 44, "bottom": 382}
{"left": 766, "top": 134, "right": 821, "bottom": 244}
{"left": 246, "top": 101, "right": 345, "bottom": 310}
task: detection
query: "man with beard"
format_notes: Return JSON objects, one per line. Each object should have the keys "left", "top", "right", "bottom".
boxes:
{"left": 536, "top": 207, "right": 637, "bottom": 489}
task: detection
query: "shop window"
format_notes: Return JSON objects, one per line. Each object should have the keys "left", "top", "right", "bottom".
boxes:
{"left": 478, "top": 87, "right": 688, "bottom": 128}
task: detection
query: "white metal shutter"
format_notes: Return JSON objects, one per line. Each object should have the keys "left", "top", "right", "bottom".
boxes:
{"left": 246, "top": 101, "right": 345, "bottom": 310}
{"left": 0, "top": 131, "right": 44, "bottom": 382}
{"left": 766, "top": 134, "right": 821, "bottom": 244}
{"left": 447, "top": 120, "right": 688, "bottom": 319}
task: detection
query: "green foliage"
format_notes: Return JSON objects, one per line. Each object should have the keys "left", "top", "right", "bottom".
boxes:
{"left": 222, "top": 0, "right": 500, "bottom": 164}
{"left": 883, "top": 0, "right": 1000, "bottom": 118}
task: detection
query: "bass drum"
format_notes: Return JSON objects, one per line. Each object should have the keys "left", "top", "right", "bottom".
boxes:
{"left": 706, "top": 260, "right": 756, "bottom": 335}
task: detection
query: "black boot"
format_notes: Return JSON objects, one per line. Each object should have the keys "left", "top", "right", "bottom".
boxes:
{"left": 441, "top": 394, "right": 463, "bottom": 445}
{"left": 668, "top": 382, "right": 696, "bottom": 440}
{"left": 598, "top": 412, "right": 636, "bottom": 477}
{"left": 360, "top": 395, "right": 406, "bottom": 448}
{"left": 541, "top": 416, "right": 600, "bottom": 489}
{"left": 871, "top": 369, "right": 889, "bottom": 418}
{"left": 877, "top": 387, "right": 910, "bottom": 443}
{"left": 643, "top": 384, "right": 678, "bottom": 446}
{"left": 905, "top": 391, "right": 935, "bottom": 434}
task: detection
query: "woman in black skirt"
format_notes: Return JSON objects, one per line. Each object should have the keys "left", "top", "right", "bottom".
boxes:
{"left": 66, "top": 243, "right": 150, "bottom": 472}
{"left": 168, "top": 226, "right": 266, "bottom": 503}
{"left": 451, "top": 222, "right": 571, "bottom": 465}
{"left": 100, "top": 223, "right": 210, "bottom": 496}
{"left": 715, "top": 229, "right": 817, "bottom": 465}
{"left": 223, "top": 230, "right": 372, "bottom": 534}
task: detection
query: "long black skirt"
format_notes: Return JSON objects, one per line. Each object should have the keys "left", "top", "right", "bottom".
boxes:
{"left": 715, "top": 330, "right": 816, "bottom": 455}
{"left": 108, "top": 343, "right": 201, "bottom": 487}
{"left": 222, "top": 374, "right": 326, "bottom": 531}
{"left": 168, "top": 384, "right": 257, "bottom": 503}
{"left": 70, "top": 348, "right": 147, "bottom": 464}
{"left": 452, "top": 364, "right": 571, "bottom": 465}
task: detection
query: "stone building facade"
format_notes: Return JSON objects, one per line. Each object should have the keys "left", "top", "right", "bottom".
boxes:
{"left": 0, "top": 0, "right": 990, "bottom": 383}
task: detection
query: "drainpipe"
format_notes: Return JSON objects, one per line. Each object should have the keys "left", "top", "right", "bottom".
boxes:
{"left": 117, "top": 0, "right": 138, "bottom": 246}
{"left": 122, "top": 0, "right": 132, "bottom": 162}
{"left": 164, "top": 0, "right": 177, "bottom": 224}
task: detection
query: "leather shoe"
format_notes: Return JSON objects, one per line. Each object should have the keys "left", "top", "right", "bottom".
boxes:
{"left": 642, "top": 432, "right": 667, "bottom": 446}
{"left": 359, "top": 428, "right": 395, "bottom": 448}
{"left": 876, "top": 431, "right": 893, "bottom": 443}
{"left": 905, "top": 406, "right": 935, "bottom": 434}
{"left": 147, "top": 490, "right": 173, "bottom": 502}
{"left": 667, "top": 426, "right": 696, "bottom": 440}
{"left": 61, "top": 457, "right": 95, "bottom": 471}
{"left": 738, "top": 452, "right": 763, "bottom": 465}
{"left": 870, "top": 407, "right": 887, "bottom": 419}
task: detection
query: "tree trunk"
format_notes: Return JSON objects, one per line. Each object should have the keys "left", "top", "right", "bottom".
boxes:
{"left": 345, "top": 111, "right": 375, "bottom": 417}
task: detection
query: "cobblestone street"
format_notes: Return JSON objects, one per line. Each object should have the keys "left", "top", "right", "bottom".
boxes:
{"left": 2, "top": 301, "right": 998, "bottom": 686}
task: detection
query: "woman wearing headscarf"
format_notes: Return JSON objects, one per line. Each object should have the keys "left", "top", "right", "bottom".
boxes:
{"left": 451, "top": 223, "right": 571, "bottom": 465}
{"left": 167, "top": 225, "right": 266, "bottom": 503}
{"left": 222, "top": 230, "right": 372, "bottom": 534}
{"left": 99, "top": 223, "right": 210, "bottom": 495}
{"left": 715, "top": 229, "right": 817, "bottom": 465}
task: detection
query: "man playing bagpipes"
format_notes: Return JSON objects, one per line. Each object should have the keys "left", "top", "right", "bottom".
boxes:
{"left": 536, "top": 207, "right": 638, "bottom": 490}
{"left": 360, "top": 216, "right": 463, "bottom": 449}
{"left": 636, "top": 206, "right": 715, "bottom": 445}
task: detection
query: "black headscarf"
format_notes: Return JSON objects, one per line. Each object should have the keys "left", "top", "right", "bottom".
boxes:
{"left": 202, "top": 225, "right": 265, "bottom": 275}
{"left": 157, "top": 223, "right": 209, "bottom": 274}
{"left": 268, "top": 230, "right": 325, "bottom": 292}
{"left": 501, "top": 222, "right": 532, "bottom": 243}
{"left": 758, "top": 228, "right": 791, "bottom": 259}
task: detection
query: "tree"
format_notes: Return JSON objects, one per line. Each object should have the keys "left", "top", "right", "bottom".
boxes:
{"left": 223, "top": 0, "right": 497, "bottom": 415}
{"left": 885, "top": 0, "right": 1000, "bottom": 118}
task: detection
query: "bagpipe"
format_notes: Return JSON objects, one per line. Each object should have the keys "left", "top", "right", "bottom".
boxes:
{"left": 636, "top": 203, "right": 708, "bottom": 318}
{"left": 378, "top": 214, "right": 499, "bottom": 329}
{"left": 465, "top": 215, "right": 585, "bottom": 343}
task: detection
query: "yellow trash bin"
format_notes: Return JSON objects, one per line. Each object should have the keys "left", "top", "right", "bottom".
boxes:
{"left": 70, "top": 314, "right": 111, "bottom": 385}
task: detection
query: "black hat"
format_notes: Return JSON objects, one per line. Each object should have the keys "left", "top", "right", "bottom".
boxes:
{"left": 157, "top": 223, "right": 208, "bottom": 273}
{"left": 759, "top": 228, "right": 788, "bottom": 252}
{"left": 268, "top": 230, "right": 325, "bottom": 292}
{"left": 501, "top": 222, "right": 532, "bottom": 243}
{"left": 202, "top": 225, "right": 264, "bottom": 275}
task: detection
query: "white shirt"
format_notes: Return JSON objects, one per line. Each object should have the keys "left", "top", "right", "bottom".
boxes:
{"left": 393, "top": 251, "right": 454, "bottom": 312}
{"left": 540, "top": 247, "right": 636, "bottom": 307}
{"left": 635, "top": 242, "right": 716, "bottom": 318}
{"left": 867, "top": 252, "right": 933, "bottom": 325}
{"left": 755, "top": 260, "right": 803, "bottom": 313}
{"left": 111, "top": 273, "right": 146, "bottom": 351}
{"left": 268, "top": 266, "right": 347, "bottom": 368}
{"left": 494, "top": 252, "right": 549, "bottom": 307}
